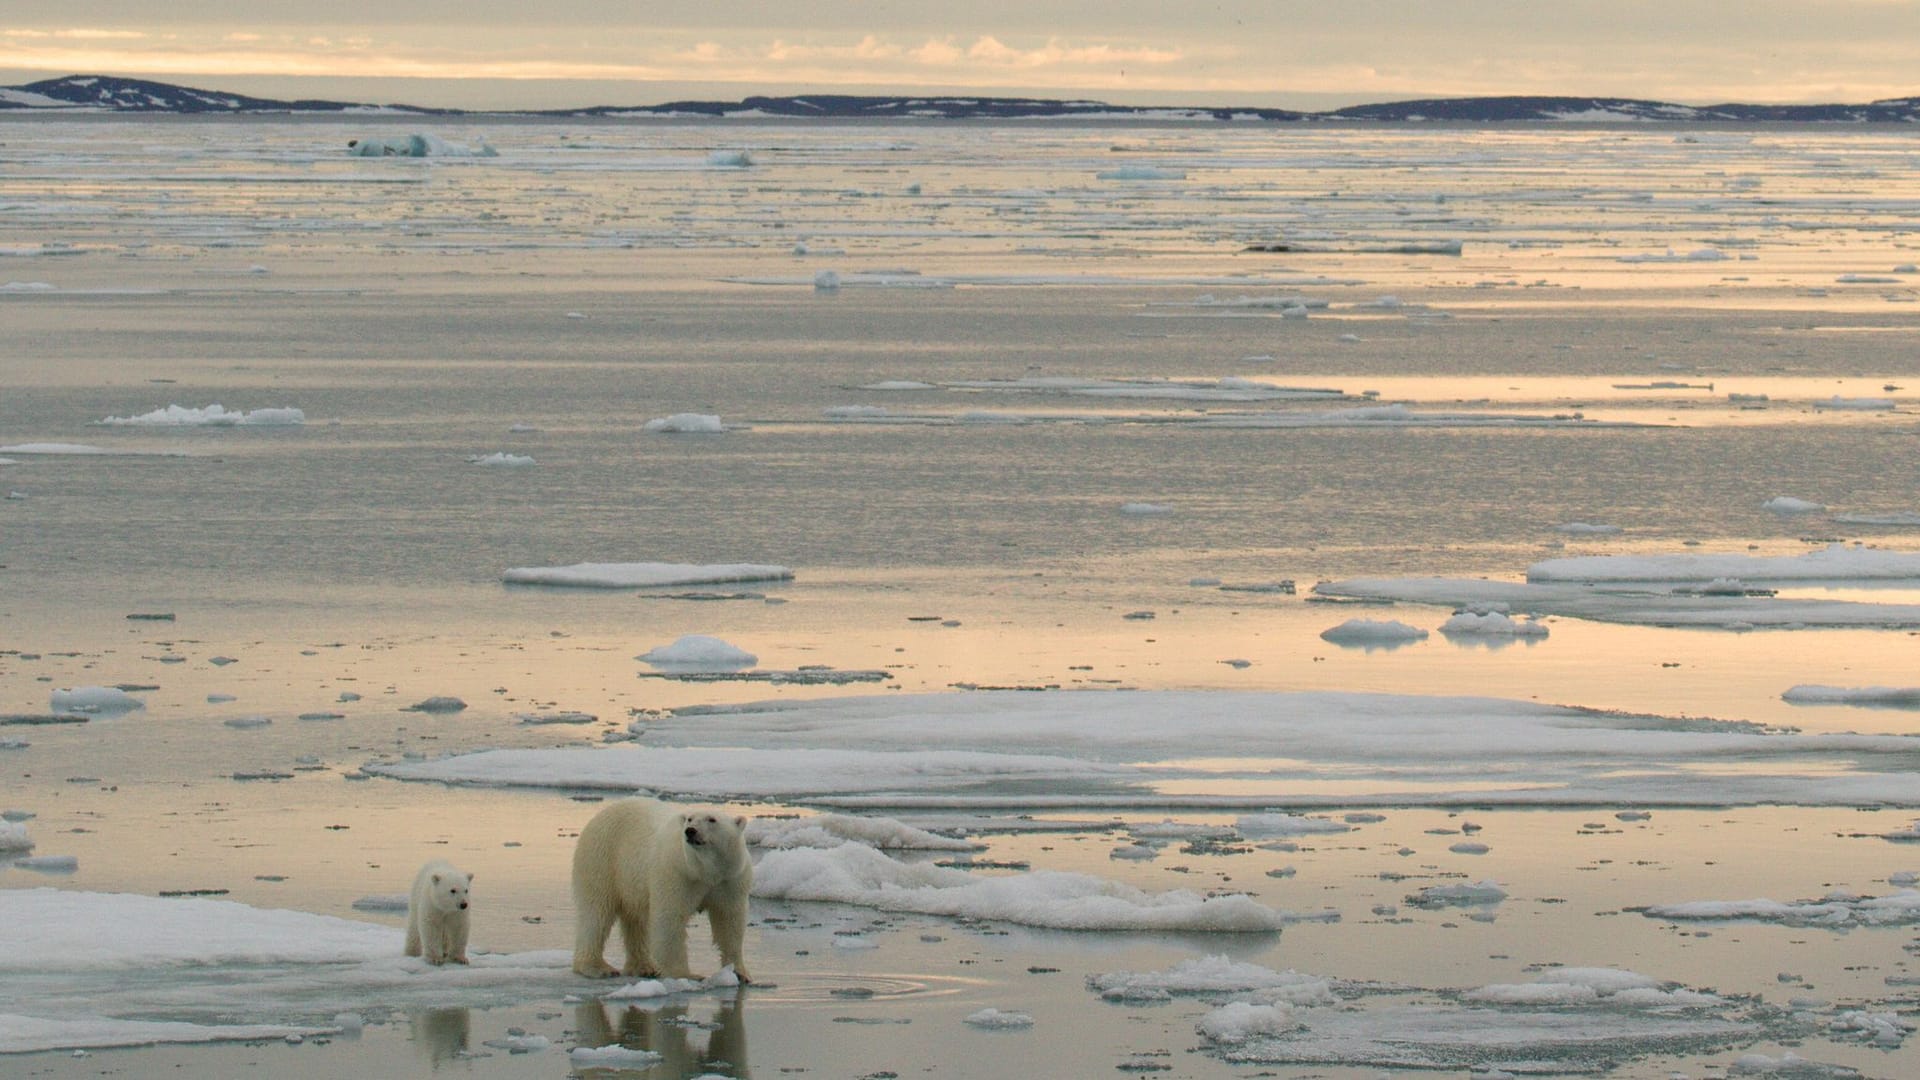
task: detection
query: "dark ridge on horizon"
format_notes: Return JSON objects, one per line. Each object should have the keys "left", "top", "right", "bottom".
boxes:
{"left": 4, "top": 74, "right": 1918, "bottom": 124}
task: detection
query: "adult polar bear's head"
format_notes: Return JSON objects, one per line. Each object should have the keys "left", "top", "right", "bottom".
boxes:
{"left": 679, "top": 809, "right": 750, "bottom": 870}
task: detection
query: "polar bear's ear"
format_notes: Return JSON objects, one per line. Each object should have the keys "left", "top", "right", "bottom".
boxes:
{"left": 431, "top": 872, "right": 442, "bottom": 884}
{"left": 465, "top": 872, "right": 475, "bottom": 883}
{"left": 733, "top": 815, "right": 747, "bottom": 830}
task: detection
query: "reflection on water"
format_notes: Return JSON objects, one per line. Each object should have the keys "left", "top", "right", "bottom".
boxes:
{"left": 573, "top": 994, "right": 750, "bottom": 1079}
{"left": 409, "top": 1006, "right": 470, "bottom": 1068}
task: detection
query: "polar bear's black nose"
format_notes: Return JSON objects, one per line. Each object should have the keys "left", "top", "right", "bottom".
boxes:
{"left": 459, "top": 901, "right": 468, "bottom": 910}
{"left": 685, "top": 826, "right": 703, "bottom": 845}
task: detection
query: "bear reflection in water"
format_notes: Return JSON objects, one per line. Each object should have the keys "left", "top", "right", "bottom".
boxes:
{"left": 409, "top": 1006, "right": 471, "bottom": 1067}
{"left": 573, "top": 994, "right": 751, "bottom": 1079}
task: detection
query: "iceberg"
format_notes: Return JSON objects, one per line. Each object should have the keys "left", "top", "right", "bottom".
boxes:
{"left": 347, "top": 133, "right": 496, "bottom": 158}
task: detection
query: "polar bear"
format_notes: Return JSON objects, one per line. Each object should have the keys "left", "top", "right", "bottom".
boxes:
{"left": 571, "top": 798, "right": 753, "bottom": 982}
{"left": 405, "top": 859, "right": 472, "bottom": 965}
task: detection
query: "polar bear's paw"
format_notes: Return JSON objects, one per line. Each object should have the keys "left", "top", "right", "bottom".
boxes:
{"left": 573, "top": 958, "right": 619, "bottom": 979}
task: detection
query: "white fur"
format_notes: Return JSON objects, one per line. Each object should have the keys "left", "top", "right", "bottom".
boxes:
{"left": 404, "top": 859, "right": 472, "bottom": 965}
{"left": 571, "top": 797, "right": 753, "bottom": 981}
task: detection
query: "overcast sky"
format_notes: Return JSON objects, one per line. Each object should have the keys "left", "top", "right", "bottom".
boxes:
{"left": 3, "top": 2, "right": 1916, "bottom": 109}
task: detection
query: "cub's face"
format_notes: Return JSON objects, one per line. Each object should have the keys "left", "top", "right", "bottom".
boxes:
{"left": 430, "top": 871, "right": 472, "bottom": 913}
{"left": 681, "top": 811, "right": 747, "bottom": 853}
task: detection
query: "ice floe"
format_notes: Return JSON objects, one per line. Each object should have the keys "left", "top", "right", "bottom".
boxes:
{"left": 644, "top": 412, "right": 726, "bottom": 433}
{"left": 1645, "top": 889, "right": 1920, "bottom": 928}
{"left": 1197, "top": 1001, "right": 1299, "bottom": 1043}
{"left": 638, "top": 634, "right": 757, "bottom": 669}
{"left": 0, "top": 821, "right": 31, "bottom": 852}
{"left": 501, "top": 562, "right": 792, "bottom": 588}
{"left": 744, "top": 813, "right": 976, "bottom": 851}
{"left": 97, "top": 404, "right": 303, "bottom": 427}
{"left": 1833, "top": 511, "right": 1920, "bottom": 527}
{"left": 569, "top": 1044, "right": 663, "bottom": 1068}
{"left": 0, "top": 1015, "right": 335, "bottom": 1055}
{"left": 1317, "top": 573, "right": 1920, "bottom": 630}
{"left": 1764, "top": 496, "right": 1826, "bottom": 514}
{"left": 468, "top": 452, "right": 535, "bottom": 467}
{"left": 1438, "top": 608, "right": 1549, "bottom": 637}
{"left": 50, "top": 686, "right": 144, "bottom": 715}
{"left": 963, "top": 1007, "right": 1035, "bottom": 1028}
{"left": 0, "top": 888, "right": 396, "bottom": 970}
{"left": 1528, "top": 544, "right": 1920, "bottom": 583}
{"left": 0, "top": 443, "right": 113, "bottom": 455}
{"left": 1088, "top": 955, "right": 1336, "bottom": 1005}
{"left": 1319, "top": 618, "right": 1428, "bottom": 648}
{"left": 367, "top": 689, "right": 1920, "bottom": 808}
{"left": 1782, "top": 685, "right": 1920, "bottom": 708}
{"left": 751, "top": 842, "right": 1286, "bottom": 932}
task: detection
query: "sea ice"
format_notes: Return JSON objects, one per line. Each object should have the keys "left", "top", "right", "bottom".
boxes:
{"left": 569, "top": 1044, "right": 664, "bottom": 1068}
{"left": 468, "top": 452, "right": 535, "bottom": 467}
{"left": 49, "top": 686, "right": 143, "bottom": 715}
{"left": 0, "top": 1015, "right": 335, "bottom": 1055}
{"left": 0, "top": 822, "right": 31, "bottom": 852}
{"left": 1236, "top": 814, "right": 1350, "bottom": 837}
{"left": 1782, "top": 685, "right": 1920, "bottom": 708}
{"left": 638, "top": 635, "right": 757, "bottom": 669}
{"left": 1319, "top": 619, "right": 1428, "bottom": 647}
{"left": 1407, "top": 880, "right": 1506, "bottom": 907}
{"left": 1439, "top": 610, "right": 1548, "bottom": 637}
{"left": 706, "top": 149, "right": 753, "bottom": 168}
{"left": 644, "top": 413, "right": 725, "bottom": 433}
{"left": 745, "top": 813, "right": 975, "bottom": 851}
{"left": 750, "top": 841, "right": 1286, "bottom": 932}
{"left": 1197, "top": 1002, "right": 1299, "bottom": 1044}
{"left": 1088, "top": 955, "right": 1335, "bottom": 1004}
{"left": 98, "top": 404, "right": 303, "bottom": 427}
{"left": 1119, "top": 502, "right": 1174, "bottom": 515}
{"left": 1764, "top": 496, "right": 1825, "bottom": 514}
{"left": 1529, "top": 544, "right": 1920, "bottom": 583}
{"left": 501, "top": 562, "right": 793, "bottom": 588}
{"left": 0, "top": 888, "right": 397, "bottom": 970}
{"left": 963, "top": 1008, "right": 1034, "bottom": 1029}
{"left": 1645, "top": 889, "right": 1920, "bottom": 928}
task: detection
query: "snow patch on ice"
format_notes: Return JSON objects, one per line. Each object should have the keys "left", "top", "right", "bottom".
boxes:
{"left": 98, "top": 404, "right": 303, "bottom": 427}
{"left": 502, "top": 562, "right": 792, "bottom": 588}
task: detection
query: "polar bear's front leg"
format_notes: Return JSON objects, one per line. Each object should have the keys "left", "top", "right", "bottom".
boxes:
{"left": 404, "top": 916, "right": 423, "bottom": 958}
{"left": 707, "top": 895, "right": 751, "bottom": 982}
{"left": 448, "top": 914, "right": 471, "bottom": 965}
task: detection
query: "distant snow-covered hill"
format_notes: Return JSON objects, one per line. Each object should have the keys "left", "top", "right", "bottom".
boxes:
{"left": 1, "top": 74, "right": 1916, "bottom": 124}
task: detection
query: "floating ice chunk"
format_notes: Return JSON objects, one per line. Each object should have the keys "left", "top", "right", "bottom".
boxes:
{"left": 859, "top": 380, "right": 934, "bottom": 391}
{"left": 1832, "top": 511, "right": 1920, "bottom": 527}
{"left": 824, "top": 405, "right": 891, "bottom": 419}
{"left": 1236, "top": 813, "right": 1350, "bottom": 837}
{"left": 516, "top": 710, "right": 597, "bottom": 726}
{"left": 1554, "top": 522, "right": 1621, "bottom": 535}
{"left": 1815, "top": 396, "right": 1896, "bottom": 411}
{"left": 569, "top": 1044, "right": 664, "bottom": 1068}
{"left": 1089, "top": 956, "right": 1335, "bottom": 1004}
{"left": 1439, "top": 610, "right": 1548, "bottom": 637}
{"left": 706, "top": 148, "right": 753, "bottom": 167}
{"left": 11, "top": 854, "right": 77, "bottom": 874}
{"left": 347, "top": 133, "right": 496, "bottom": 158}
{"left": 1319, "top": 619, "right": 1428, "bottom": 646}
{"left": 750, "top": 841, "right": 1285, "bottom": 931}
{"left": 644, "top": 413, "right": 724, "bottom": 434}
{"left": 98, "top": 404, "right": 303, "bottom": 427}
{"left": 1729, "top": 1050, "right": 1865, "bottom": 1076}
{"left": 1829, "top": 1009, "right": 1913, "bottom": 1046}
{"left": 964, "top": 1008, "right": 1034, "bottom": 1029}
{"left": 349, "top": 894, "right": 410, "bottom": 913}
{"left": 50, "top": 686, "right": 143, "bottom": 715}
{"left": 0, "top": 821, "right": 31, "bottom": 852}
{"left": 1, "top": 281, "right": 55, "bottom": 292}
{"left": 1449, "top": 841, "right": 1490, "bottom": 854}
{"left": 1529, "top": 543, "right": 1920, "bottom": 583}
{"left": 1646, "top": 888, "right": 1920, "bottom": 927}
{"left": 746, "top": 813, "right": 975, "bottom": 851}
{"left": 0, "top": 1015, "right": 337, "bottom": 1055}
{"left": 1764, "top": 496, "right": 1825, "bottom": 514}
{"left": 0, "top": 443, "right": 111, "bottom": 455}
{"left": 1097, "top": 166, "right": 1185, "bottom": 180}
{"left": 468, "top": 452, "right": 535, "bottom": 467}
{"left": 222, "top": 716, "right": 271, "bottom": 729}
{"left": 1617, "top": 248, "right": 1728, "bottom": 263}
{"left": 602, "top": 969, "right": 735, "bottom": 999}
{"left": 1119, "top": 502, "right": 1174, "bottom": 515}
{"left": 405, "top": 696, "right": 467, "bottom": 713}
{"left": 638, "top": 635, "right": 756, "bottom": 669}
{"left": 1408, "top": 880, "right": 1506, "bottom": 907}
{"left": 813, "top": 270, "right": 840, "bottom": 290}
{"left": 502, "top": 562, "right": 792, "bottom": 588}
{"left": 1782, "top": 685, "right": 1920, "bottom": 707}
{"left": 1198, "top": 1002, "right": 1298, "bottom": 1044}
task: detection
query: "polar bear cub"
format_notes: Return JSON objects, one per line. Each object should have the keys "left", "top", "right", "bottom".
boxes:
{"left": 571, "top": 797, "right": 753, "bottom": 982}
{"left": 405, "top": 859, "right": 473, "bottom": 965}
